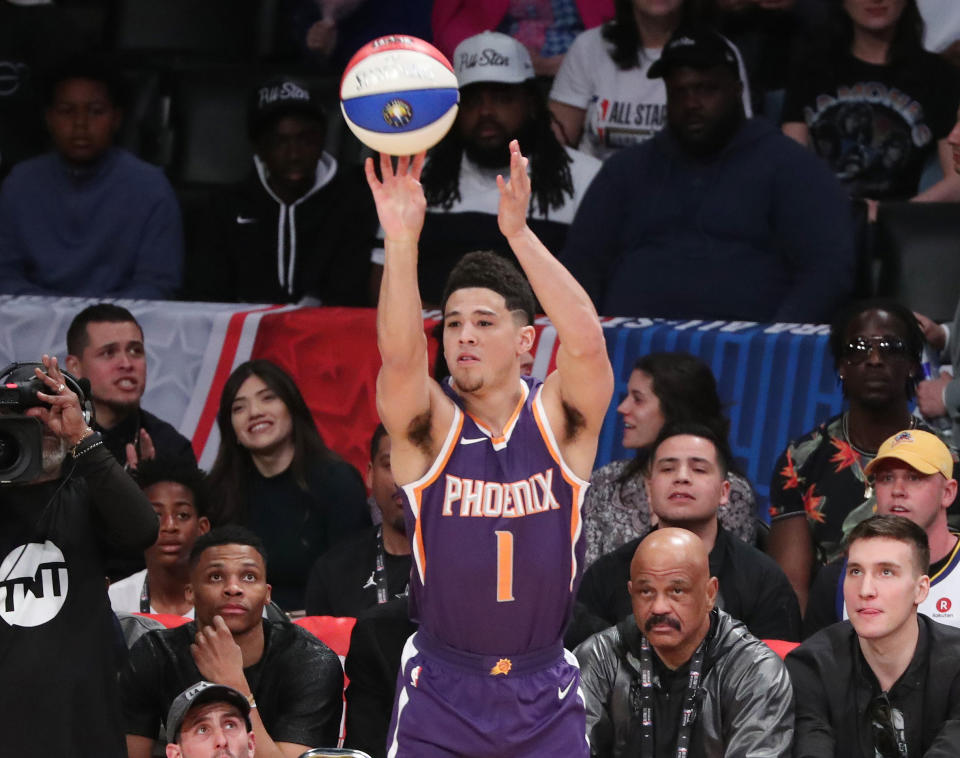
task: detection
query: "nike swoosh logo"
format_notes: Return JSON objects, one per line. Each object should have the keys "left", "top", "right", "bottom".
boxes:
{"left": 460, "top": 437, "right": 487, "bottom": 445}
{"left": 236, "top": 216, "right": 258, "bottom": 224}
{"left": 558, "top": 677, "right": 576, "bottom": 700}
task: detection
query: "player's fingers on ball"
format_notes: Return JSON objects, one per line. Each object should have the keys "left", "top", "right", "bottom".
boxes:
{"left": 411, "top": 151, "right": 426, "bottom": 179}
{"left": 364, "top": 157, "right": 378, "bottom": 187}
{"left": 379, "top": 151, "right": 393, "bottom": 178}
{"left": 397, "top": 154, "right": 410, "bottom": 176}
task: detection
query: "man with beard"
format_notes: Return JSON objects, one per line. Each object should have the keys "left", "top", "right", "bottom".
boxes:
{"left": 0, "top": 355, "right": 158, "bottom": 757}
{"left": 65, "top": 303, "right": 196, "bottom": 470}
{"left": 575, "top": 528, "right": 794, "bottom": 757}
{"left": 369, "top": 30, "right": 601, "bottom": 307}
{"left": 304, "top": 424, "right": 411, "bottom": 615}
{"left": 560, "top": 27, "right": 855, "bottom": 324}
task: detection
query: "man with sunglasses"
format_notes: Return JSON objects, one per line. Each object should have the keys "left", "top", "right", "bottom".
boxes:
{"left": 767, "top": 300, "right": 956, "bottom": 613}
{"left": 804, "top": 429, "right": 960, "bottom": 636}
{"left": 786, "top": 515, "right": 960, "bottom": 758}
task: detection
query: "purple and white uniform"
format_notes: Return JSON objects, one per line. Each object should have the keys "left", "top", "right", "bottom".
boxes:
{"left": 387, "top": 377, "right": 591, "bottom": 757}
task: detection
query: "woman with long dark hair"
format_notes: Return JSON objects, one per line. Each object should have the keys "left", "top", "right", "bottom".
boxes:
{"left": 782, "top": 0, "right": 960, "bottom": 203}
{"left": 583, "top": 351, "right": 756, "bottom": 565}
{"left": 549, "top": 0, "right": 752, "bottom": 160}
{"left": 208, "top": 359, "right": 369, "bottom": 609}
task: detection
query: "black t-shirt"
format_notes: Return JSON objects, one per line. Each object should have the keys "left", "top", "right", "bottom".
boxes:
{"left": 0, "top": 443, "right": 158, "bottom": 758}
{"left": 96, "top": 408, "right": 197, "bottom": 469}
{"left": 243, "top": 458, "right": 371, "bottom": 610}
{"left": 782, "top": 50, "right": 960, "bottom": 199}
{"left": 304, "top": 525, "right": 411, "bottom": 616}
{"left": 120, "top": 618, "right": 344, "bottom": 747}
{"left": 578, "top": 525, "right": 802, "bottom": 641}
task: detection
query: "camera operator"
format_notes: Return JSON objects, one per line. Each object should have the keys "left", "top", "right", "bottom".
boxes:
{"left": 0, "top": 354, "right": 158, "bottom": 757}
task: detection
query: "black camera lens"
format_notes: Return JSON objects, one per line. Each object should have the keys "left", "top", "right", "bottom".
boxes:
{"left": 0, "top": 429, "right": 22, "bottom": 470}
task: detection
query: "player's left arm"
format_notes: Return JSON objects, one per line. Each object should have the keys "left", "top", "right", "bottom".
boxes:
{"left": 498, "top": 140, "right": 613, "bottom": 479}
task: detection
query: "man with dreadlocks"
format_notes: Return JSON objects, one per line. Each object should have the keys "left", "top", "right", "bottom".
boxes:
{"left": 370, "top": 31, "right": 601, "bottom": 307}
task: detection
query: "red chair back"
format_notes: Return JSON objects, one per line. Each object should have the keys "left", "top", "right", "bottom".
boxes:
{"left": 133, "top": 612, "right": 192, "bottom": 628}
{"left": 294, "top": 615, "right": 358, "bottom": 747}
{"left": 763, "top": 639, "right": 800, "bottom": 659}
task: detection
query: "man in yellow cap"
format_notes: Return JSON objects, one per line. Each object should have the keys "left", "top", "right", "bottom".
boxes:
{"left": 804, "top": 429, "right": 960, "bottom": 635}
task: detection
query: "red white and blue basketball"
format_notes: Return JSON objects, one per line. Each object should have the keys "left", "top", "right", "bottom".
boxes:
{"left": 340, "top": 35, "right": 460, "bottom": 156}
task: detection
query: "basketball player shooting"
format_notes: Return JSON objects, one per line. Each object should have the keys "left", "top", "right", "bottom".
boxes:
{"left": 366, "top": 140, "right": 613, "bottom": 757}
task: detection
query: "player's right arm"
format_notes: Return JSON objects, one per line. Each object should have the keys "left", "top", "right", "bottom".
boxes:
{"left": 366, "top": 153, "right": 452, "bottom": 483}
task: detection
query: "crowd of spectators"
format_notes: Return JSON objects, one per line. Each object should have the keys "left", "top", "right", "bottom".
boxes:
{"left": 4, "top": 2, "right": 960, "bottom": 757}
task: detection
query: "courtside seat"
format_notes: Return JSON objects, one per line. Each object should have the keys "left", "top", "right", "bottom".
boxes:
{"left": 295, "top": 616, "right": 358, "bottom": 747}
{"left": 874, "top": 202, "right": 960, "bottom": 322}
{"left": 763, "top": 639, "right": 800, "bottom": 659}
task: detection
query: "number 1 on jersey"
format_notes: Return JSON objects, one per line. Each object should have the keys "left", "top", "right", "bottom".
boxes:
{"left": 495, "top": 530, "right": 515, "bottom": 602}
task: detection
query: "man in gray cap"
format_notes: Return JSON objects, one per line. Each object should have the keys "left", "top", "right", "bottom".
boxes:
{"left": 369, "top": 30, "right": 602, "bottom": 306}
{"left": 165, "top": 681, "right": 255, "bottom": 758}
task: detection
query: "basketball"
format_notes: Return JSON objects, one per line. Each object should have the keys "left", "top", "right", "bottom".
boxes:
{"left": 340, "top": 35, "right": 460, "bottom": 156}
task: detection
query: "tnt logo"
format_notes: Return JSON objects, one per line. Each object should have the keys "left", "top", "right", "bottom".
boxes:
{"left": 938, "top": 597, "right": 952, "bottom": 613}
{"left": 410, "top": 665, "right": 422, "bottom": 688}
{"left": 0, "top": 541, "right": 68, "bottom": 628}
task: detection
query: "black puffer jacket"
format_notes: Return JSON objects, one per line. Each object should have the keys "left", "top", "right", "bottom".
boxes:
{"left": 575, "top": 609, "right": 794, "bottom": 758}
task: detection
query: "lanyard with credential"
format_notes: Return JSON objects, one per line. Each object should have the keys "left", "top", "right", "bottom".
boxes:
{"left": 373, "top": 525, "right": 389, "bottom": 604}
{"left": 634, "top": 632, "right": 707, "bottom": 758}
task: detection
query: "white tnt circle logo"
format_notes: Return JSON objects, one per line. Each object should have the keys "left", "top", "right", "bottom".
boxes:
{"left": 0, "top": 542, "right": 69, "bottom": 628}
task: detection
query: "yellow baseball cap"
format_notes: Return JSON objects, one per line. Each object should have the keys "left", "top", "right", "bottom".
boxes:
{"left": 864, "top": 429, "right": 954, "bottom": 480}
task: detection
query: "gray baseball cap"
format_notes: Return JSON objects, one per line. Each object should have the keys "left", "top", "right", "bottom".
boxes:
{"left": 453, "top": 31, "right": 535, "bottom": 88}
{"left": 165, "top": 681, "right": 252, "bottom": 744}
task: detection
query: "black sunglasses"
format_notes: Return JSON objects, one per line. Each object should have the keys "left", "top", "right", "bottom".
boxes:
{"left": 868, "top": 694, "right": 903, "bottom": 758}
{"left": 843, "top": 336, "right": 909, "bottom": 364}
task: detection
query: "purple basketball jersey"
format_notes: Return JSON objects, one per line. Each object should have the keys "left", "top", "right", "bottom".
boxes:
{"left": 400, "top": 376, "right": 589, "bottom": 655}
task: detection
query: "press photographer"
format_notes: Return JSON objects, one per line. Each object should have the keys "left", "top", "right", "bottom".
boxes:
{"left": 0, "top": 354, "right": 158, "bottom": 757}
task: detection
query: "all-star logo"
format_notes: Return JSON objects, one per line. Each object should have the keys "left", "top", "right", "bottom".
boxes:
{"left": 891, "top": 431, "right": 914, "bottom": 446}
{"left": 383, "top": 99, "right": 413, "bottom": 128}
{"left": 0, "top": 541, "right": 69, "bottom": 628}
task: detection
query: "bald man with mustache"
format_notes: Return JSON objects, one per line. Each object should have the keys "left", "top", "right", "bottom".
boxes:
{"left": 575, "top": 529, "right": 794, "bottom": 758}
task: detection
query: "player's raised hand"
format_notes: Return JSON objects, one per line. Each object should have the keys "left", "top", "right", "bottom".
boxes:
{"left": 365, "top": 152, "right": 427, "bottom": 244}
{"left": 497, "top": 140, "right": 531, "bottom": 240}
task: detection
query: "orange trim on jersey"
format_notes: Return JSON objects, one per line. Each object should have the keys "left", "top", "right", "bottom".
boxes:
{"left": 466, "top": 381, "right": 528, "bottom": 445}
{"left": 531, "top": 388, "right": 588, "bottom": 589}
{"left": 409, "top": 412, "right": 465, "bottom": 584}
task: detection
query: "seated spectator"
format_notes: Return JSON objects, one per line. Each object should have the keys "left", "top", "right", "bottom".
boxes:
{"left": 550, "top": 0, "right": 753, "bottom": 159}
{"left": 121, "top": 526, "right": 344, "bottom": 758}
{"left": 109, "top": 459, "right": 211, "bottom": 617}
{"left": 767, "top": 299, "right": 955, "bottom": 612}
{"left": 343, "top": 596, "right": 417, "bottom": 758}
{"left": 579, "top": 422, "right": 801, "bottom": 641}
{"left": 431, "top": 0, "right": 614, "bottom": 76}
{"left": 0, "top": 54, "right": 183, "bottom": 298}
{"left": 164, "top": 681, "right": 255, "bottom": 758}
{"left": 372, "top": 31, "right": 601, "bottom": 306}
{"left": 208, "top": 360, "right": 369, "bottom": 609}
{"left": 0, "top": 0, "right": 82, "bottom": 179}
{"left": 305, "top": 423, "right": 410, "bottom": 615}
{"left": 584, "top": 352, "right": 755, "bottom": 566}
{"left": 66, "top": 304, "right": 197, "bottom": 470}
{"left": 786, "top": 515, "right": 960, "bottom": 757}
{"left": 576, "top": 528, "right": 794, "bottom": 757}
{"left": 782, "top": 0, "right": 960, "bottom": 207}
{"left": 560, "top": 27, "right": 854, "bottom": 322}
{"left": 806, "top": 429, "right": 960, "bottom": 636}
{"left": 0, "top": 355, "right": 158, "bottom": 757}
{"left": 189, "top": 77, "right": 376, "bottom": 306}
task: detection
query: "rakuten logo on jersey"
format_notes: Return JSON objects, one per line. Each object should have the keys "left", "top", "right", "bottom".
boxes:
{"left": 0, "top": 541, "right": 68, "bottom": 627}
